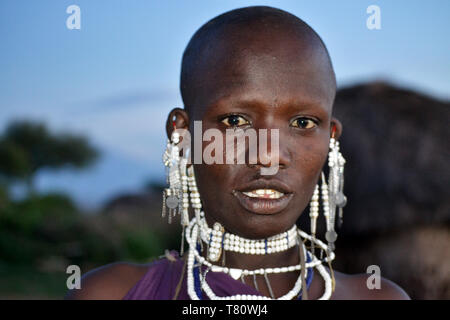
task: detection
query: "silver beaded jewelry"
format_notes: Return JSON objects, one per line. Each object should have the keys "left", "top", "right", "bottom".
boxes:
{"left": 189, "top": 212, "right": 335, "bottom": 279}
{"left": 187, "top": 165, "right": 203, "bottom": 250}
{"left": 162, "top": 127, "right": 192, "bottom": 255}
{"left": 199, "top": 216, "right": 298, "bottom": 256}
{"left": 308, "top": 127, "right": 347, "bottom": 255}
{"left": 324, "top": 132, "right": 346, "bottom": 252}
{"left": 162, "top": 130, "right": 182, "bottom": 224}
{"left": 207, "top": 222, "right": 225, "bottom": 262}
{"left": 179, "top": 149, "right": 190, "bottom": 256}
{"left": 185, "top": 217, "right": 334, "bottom": 300}
{"left": 309, "top": 184, "right": 320, "bottom": 255}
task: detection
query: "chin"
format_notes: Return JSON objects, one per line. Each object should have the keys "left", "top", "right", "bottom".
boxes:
{"left": 228, "top": 208, "right": 299, "bottom": 240}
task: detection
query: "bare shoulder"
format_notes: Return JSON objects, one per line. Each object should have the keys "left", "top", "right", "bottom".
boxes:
{"left": 64, "top": 261, "right": 151, "bottom": 300}
{"left": 331, "top": 269, "right": 411, "bottom": 300}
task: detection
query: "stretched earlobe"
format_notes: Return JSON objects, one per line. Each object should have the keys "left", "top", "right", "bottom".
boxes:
{"left": 166, "top": 107, "right": 190, "bottom": 139}
{"left": 330, "top": 118, "right": 343, "bottom": 140}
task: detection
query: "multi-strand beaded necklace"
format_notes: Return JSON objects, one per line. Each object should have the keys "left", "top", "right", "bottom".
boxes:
{"left": 185, "top": 213, "right": 334, "bottom": 300}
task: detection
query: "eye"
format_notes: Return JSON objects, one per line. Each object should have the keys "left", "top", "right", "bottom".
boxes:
{"left": 221, "top": 114, "right": 250, "bottom": 127}
{"left": 291, "top": 117, "right": 317, "bottom": 129}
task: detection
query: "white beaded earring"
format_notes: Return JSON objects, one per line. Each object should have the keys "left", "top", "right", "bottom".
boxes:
{"left": 308, "top": 184, "right": 320, "bottom": 256}
{"left": 162, "top": 130, "right": 182, "bottom": 224}
{"left": 187, "top": 165, "right": 203, "bottom": 250}
{"left": 179, "top": 148, "right": 190, "bottom": 256}
{"left": 162, "top": 124, "right": 191, "bottom": 255}
{"left": 308, "top": 126, "right": 347, "bottom": 256}
{"left": 323, "top": 127, "right": 346, "bottom": 252}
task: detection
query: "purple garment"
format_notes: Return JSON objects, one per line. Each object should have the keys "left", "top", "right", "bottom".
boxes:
{"left": 123, "top": 250, "right": 312, "bottom": 300}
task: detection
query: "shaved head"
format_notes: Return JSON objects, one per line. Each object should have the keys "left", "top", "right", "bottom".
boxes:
{"left": 180, "top": 6, "right": 336, "bottom": 118}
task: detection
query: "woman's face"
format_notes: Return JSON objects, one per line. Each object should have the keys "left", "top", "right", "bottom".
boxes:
{"left": 170, "top": 29, "right": 340, "bottom": 239}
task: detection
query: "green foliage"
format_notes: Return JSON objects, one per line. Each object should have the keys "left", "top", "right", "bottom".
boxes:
{"left": 0, "top": 193, "right": 126, "bottom": 267}
{"left": 121, "top": 229, "right": 164, "bottom": 262}
{"left": 0, "top": 120, "right": 99, "bottom": 193}
{"left": 1, "top": 193, "right": 77, "bottom": 233}
{"left": 0, "top": 184, "right": 9, "bottom": 209}
{"left": 0, "top": 119, "right": 174, "bottom": 298}
{"left": 3, "top": 121, "right": 99, "bottom": 171}
{"left": 0, "top": 263, "right": 68, "bottom": 299}
{"left": 0, "top": 193, "right": 78, "bottom": 263}
{"left": 0, "top": 191, "right": 173, "bottom": 266}
{"left": 0, "top": 139, "right": 30, "bottom": 182}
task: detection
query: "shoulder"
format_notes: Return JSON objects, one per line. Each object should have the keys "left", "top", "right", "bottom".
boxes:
{"left": 64, "top": 261, "right": 151, "bottom": 300}
{"left": 332, "top": 269, "right": 411, "bottom": 300}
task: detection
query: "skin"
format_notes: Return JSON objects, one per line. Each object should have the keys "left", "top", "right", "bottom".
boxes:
{"left": 65, "top": 8, "right": 410, "bottom": 300}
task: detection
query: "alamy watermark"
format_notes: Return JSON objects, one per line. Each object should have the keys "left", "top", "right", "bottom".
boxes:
{"left": 366, "top": 265, "right": 381, "bottom": 289}
{"left": 65, "top": 5, "right": 382, "bottom": 31}
{"left": 173, "top": 121, "right": 280, "bottom": 175}
{"left": 66, "top": 5, "right": 81, "bottom": 30}
{"left": 366, "top": 5, "right": 381, "bottom": 30}
{"left": 66, "top": 265, "right": 81, "bottom": 289}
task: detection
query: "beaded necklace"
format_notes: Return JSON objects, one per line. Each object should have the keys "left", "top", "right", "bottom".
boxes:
{"left": 185, "top": 217, "right": 334, "bottom": 300}
{"left": 198, "top": 216, "right": 298, "bottom": 259}
{"left": 192, "top": 246, "right": 314, "bottom": 300}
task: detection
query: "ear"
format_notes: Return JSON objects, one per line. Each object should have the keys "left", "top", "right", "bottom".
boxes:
{"left": 166, "top": 108, "right": 190, "bottom": 139}
{"left": 330, "top": 117, "right": 343, "bottom": 140}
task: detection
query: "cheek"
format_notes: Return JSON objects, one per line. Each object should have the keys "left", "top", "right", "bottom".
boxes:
{"left": 302, "top": 140, "right": 329, "bottom": 172}
{"left": 289, "top": 138, "right": 329, "bottom": 195}
{"left": 193, "top": 163, "right": 233, "bottom": 204}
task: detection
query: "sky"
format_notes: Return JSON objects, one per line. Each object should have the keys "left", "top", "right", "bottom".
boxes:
{"left": 0, "top": 0, "right": 449, "bottom": 210}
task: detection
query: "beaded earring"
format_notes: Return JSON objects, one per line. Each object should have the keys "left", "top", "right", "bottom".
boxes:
{"left": 162, "top": 129, "right": 182, "bottom": 224}
{"left": 162, "top": 124, "right": 191, "bottom": 255}
{"left": 179, "top": 149, "right": 190, "bottom": 256}
{"left": 309, "top": 125, "right": 346, "bottom": 255}
{"left": 324, "top": 125, "right": 346, "bottom": 252}
{"left": 187, "top": 165, "right": 203, "bottom": 251}
{"left": 308, "top": 184, "right": 320, "bottom": 255}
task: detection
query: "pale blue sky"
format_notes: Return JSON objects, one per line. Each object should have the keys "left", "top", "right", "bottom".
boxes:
{"left": 1, "top": 0, "right": 449, "bottom": 209}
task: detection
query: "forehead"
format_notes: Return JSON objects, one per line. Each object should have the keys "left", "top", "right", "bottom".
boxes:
{"left": 188, "top": 28, "right": 335, "bottom": 119}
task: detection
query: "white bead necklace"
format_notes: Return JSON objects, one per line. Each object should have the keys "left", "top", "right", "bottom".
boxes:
{"left": 187, "top": 223, "right": 305, "bottom": 300}
{"left": 185, "top": 217, "right": 333, "bottom": 300}
{"left": 198, "top": 214, "right": 298, "bottom": 257}
{"left": 191, "top": 229, "right": 334, "bottom": 278}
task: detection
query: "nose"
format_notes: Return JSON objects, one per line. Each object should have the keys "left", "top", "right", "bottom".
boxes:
{"left": 247, "top": 127, "right": 291, "bottom": 175}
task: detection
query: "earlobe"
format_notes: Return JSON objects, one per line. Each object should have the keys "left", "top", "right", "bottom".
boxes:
{"left": 330, "top": 118, "right": 343, "bottom": 140}
{"left": 166, "top": 108, "right": 190, "bottom": 139}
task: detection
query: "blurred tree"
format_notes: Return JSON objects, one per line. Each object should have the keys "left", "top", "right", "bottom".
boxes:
{"left": 0, "top": 120, "right": 100, "bottom": 196}
{"left": 0, "top": 140, "right": 30, "bottom": 184}
{"left": 0, "top": 183, "right": 10, "bottom": 210}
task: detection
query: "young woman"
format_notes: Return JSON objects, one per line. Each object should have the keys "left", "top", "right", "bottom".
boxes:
{"left": 66, "top": 6, "right": 410, "bottom": 300}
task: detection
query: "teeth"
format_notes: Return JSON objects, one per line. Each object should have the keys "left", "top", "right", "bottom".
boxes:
{"left": 242, "top": 189, "right": 284, "bottom": 199}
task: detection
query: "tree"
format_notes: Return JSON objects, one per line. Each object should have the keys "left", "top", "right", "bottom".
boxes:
{"left": 0, "top": 120, "right": 100, "bottom": 196}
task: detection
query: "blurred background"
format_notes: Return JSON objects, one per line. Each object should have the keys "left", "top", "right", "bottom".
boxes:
{"left": 0, "top": 0, "right": 448, "bottom": 299}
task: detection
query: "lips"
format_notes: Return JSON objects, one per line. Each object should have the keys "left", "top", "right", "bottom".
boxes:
{"left": 232, "top": 180, "right": 294, "bottom": 215}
